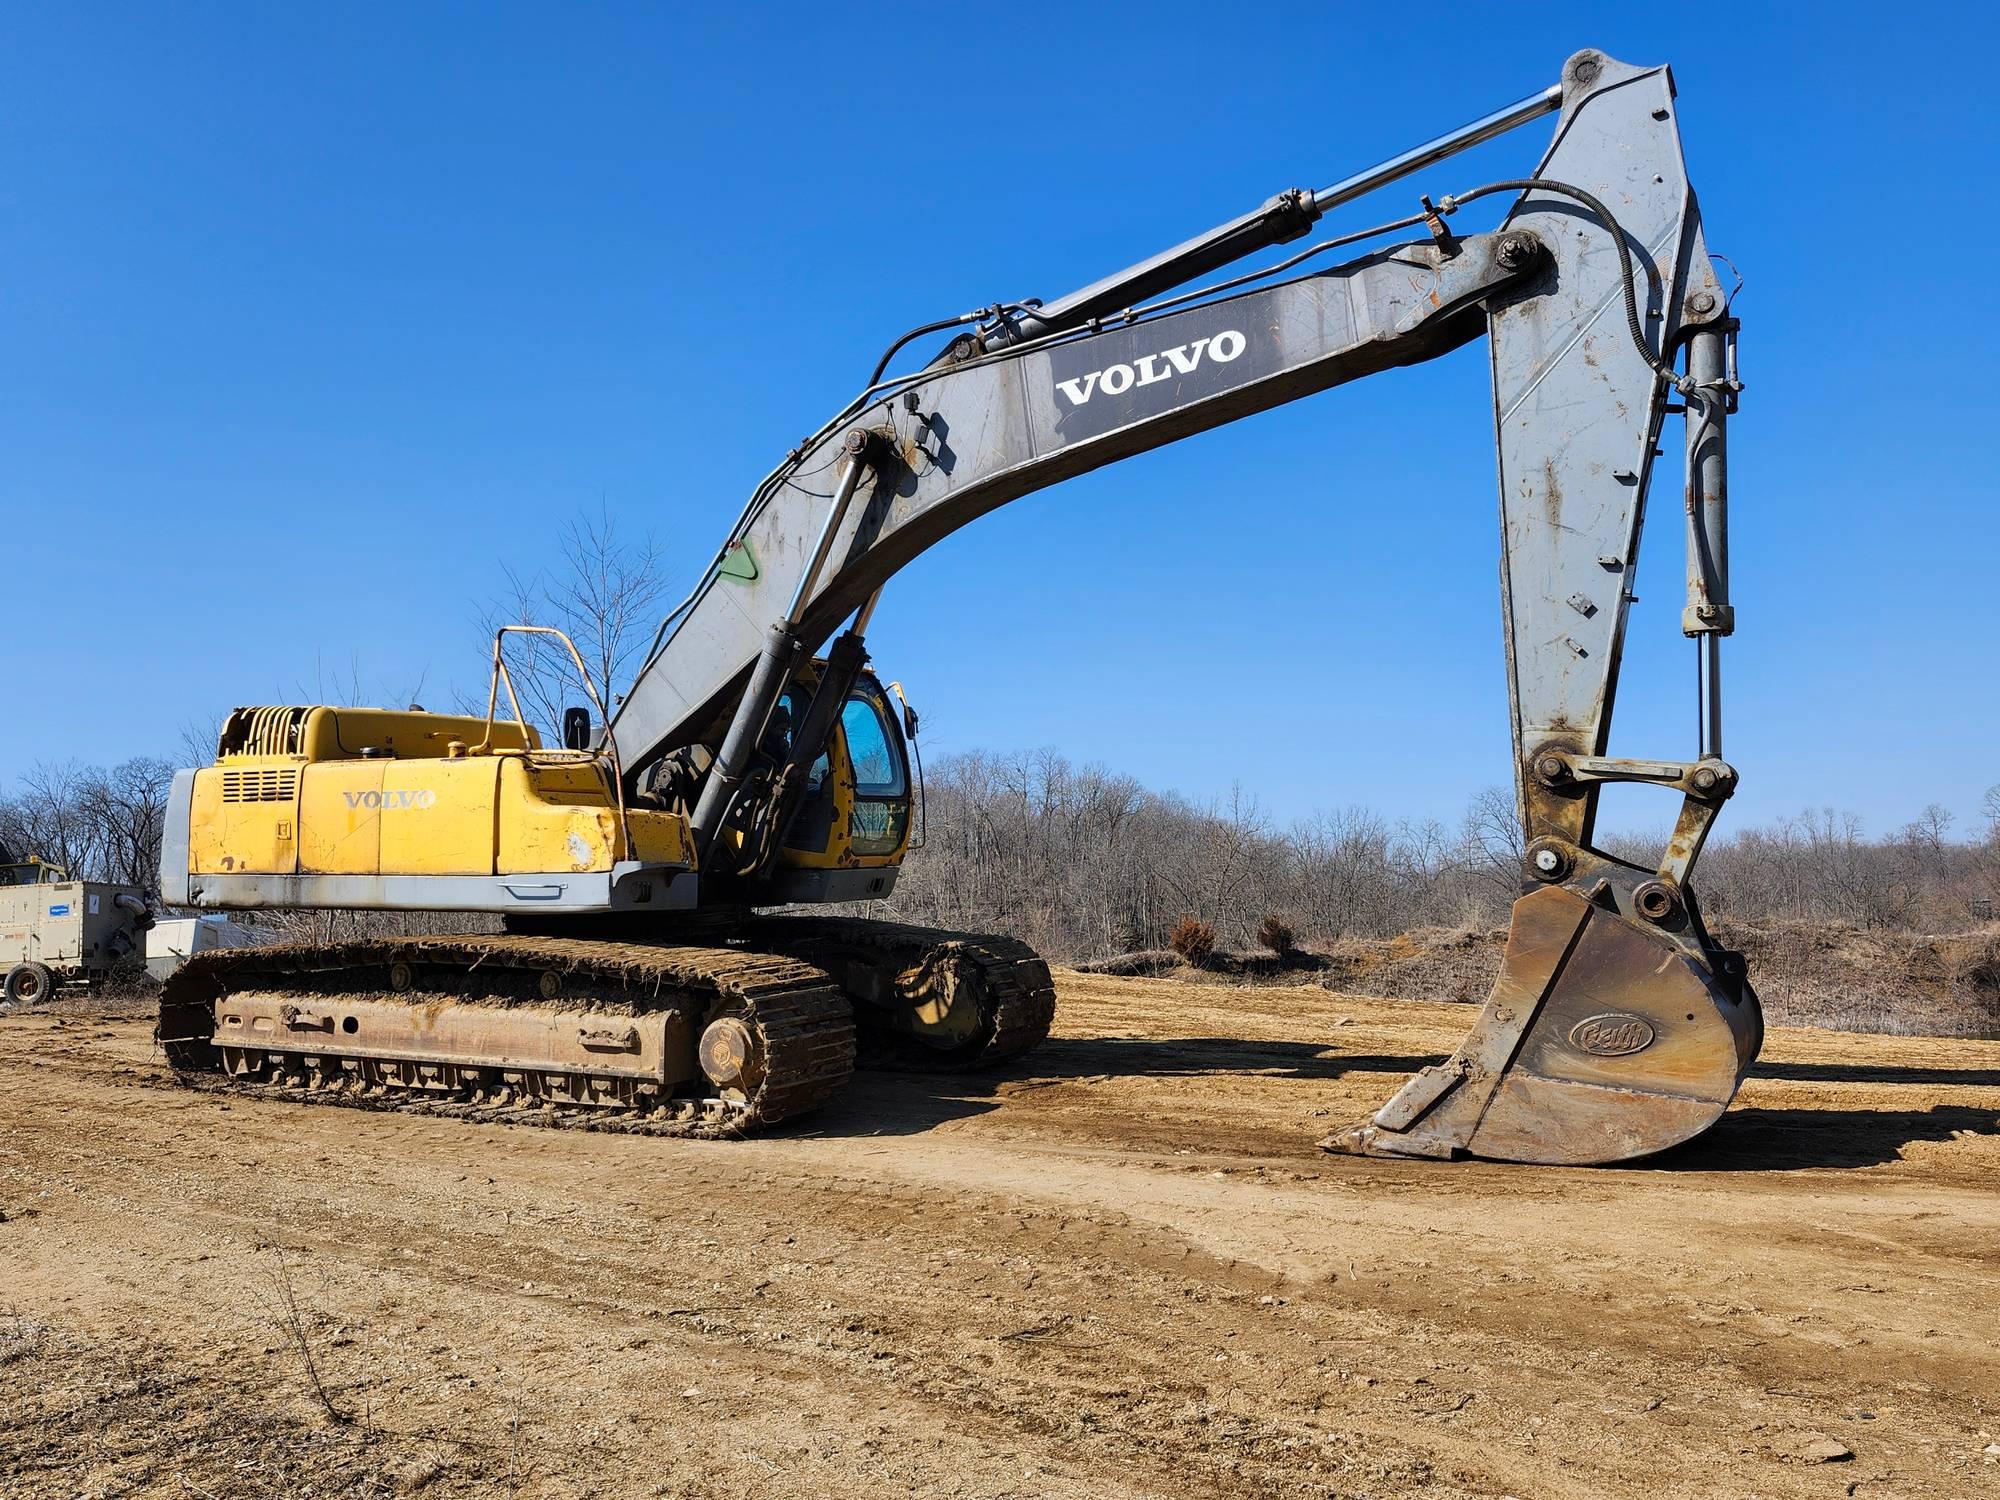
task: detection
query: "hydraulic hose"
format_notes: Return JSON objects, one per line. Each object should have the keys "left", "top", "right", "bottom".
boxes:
{"left": 1439, "top": 177, "right": 1695, "bottom": 393}
{"left": 632, "top": 179, "right": 1698, "bottom": 721}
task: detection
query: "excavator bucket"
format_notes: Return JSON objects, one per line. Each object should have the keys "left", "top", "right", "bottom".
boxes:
{"left": 1326, "top": 885, "right": 1761, "bottom": 1164}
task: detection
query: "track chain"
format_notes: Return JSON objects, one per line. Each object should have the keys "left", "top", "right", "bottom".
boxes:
{"left": 158, "top": 934, "right": 855, "bottom": 1135}
{"left": 739, "top": 916, "right": 1058, "bottom": 1071}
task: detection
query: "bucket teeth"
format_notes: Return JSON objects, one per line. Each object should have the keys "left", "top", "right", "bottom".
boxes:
{"left": 1325, "top": 883, "right": 1761, "bottom": 1165}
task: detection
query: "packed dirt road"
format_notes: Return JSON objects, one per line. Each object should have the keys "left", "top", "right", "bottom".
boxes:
{"left": 3, "top": 972, "right": 1996, "bottom": 1499}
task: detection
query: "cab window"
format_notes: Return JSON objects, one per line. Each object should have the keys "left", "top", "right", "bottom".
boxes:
{"left": 776, "top": 689, "right": 831, "bottom": 793}
{"left": 841, "top": 696, "right": 906, "bottom": 797}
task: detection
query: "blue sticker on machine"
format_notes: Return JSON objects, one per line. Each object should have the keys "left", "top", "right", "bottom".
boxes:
{"left": 48, "top": 904, "right": 71, "bottom": 916}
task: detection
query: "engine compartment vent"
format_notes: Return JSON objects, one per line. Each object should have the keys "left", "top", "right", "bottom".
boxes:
{"left": 221, "top": 768, "right": 300, "bottom": 803}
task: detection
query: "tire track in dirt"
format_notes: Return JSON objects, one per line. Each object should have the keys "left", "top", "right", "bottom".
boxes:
{"left": 3, "top": 974, "right": 1997, "bottom": 1498}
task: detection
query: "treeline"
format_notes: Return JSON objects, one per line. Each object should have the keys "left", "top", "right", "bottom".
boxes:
{"left": 1692, "top": 805, "right": 1999, "bottom": 934}
{"left": 883, "top": 749, "right": 2000, "bottom": 960}
{"left": 883, "top": 750, "right": 1503, "bottom": 957}
{"left": 0, "top": 758, "right": 175, "bottom": 890}
{"left": 4, "top": 750, "right": 1997, "bottom": 964}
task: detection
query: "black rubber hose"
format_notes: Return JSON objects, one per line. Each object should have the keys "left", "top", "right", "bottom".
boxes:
{"left": 867, "top": 313, "right": 982, "bottom": 388}
{"left": 1443, "top": 177, "right": 1689, "bottom": 391}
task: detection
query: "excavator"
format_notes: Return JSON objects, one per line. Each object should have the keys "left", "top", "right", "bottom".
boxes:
{"left": 158, "top": 48, "right": 1758, "bottom": 1164}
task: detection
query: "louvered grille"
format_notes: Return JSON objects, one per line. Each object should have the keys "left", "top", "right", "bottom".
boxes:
{"left": 221, "top": 769, "right": 299, "bottom": 803}
{"left": 219, "top": 706, "right": 312, "bottom": 757}
{"left": 243, "top": 706, "right": 310, "bottom": 756}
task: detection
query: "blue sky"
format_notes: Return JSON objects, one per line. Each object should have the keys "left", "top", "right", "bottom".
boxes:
{"left": 3, "top": 3, "right": 1995, "bottom": 837}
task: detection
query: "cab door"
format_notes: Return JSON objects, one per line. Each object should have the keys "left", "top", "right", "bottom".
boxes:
{"left": 778, "top": 676, "right": 912, "bottom": 867}
{"left": 838, "top": 686, "right": 911, "bottom": 860}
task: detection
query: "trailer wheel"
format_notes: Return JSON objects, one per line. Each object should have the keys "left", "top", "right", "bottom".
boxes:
{"left": 2, "top": 962, "right": 56, "bottom": 1005}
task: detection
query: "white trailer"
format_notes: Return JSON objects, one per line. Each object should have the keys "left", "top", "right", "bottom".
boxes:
{"left": 1, "top": 862, "right": 154, "bottom": 1004}
{"left": 145, "top": 915, "right": 254, "bottom": 982}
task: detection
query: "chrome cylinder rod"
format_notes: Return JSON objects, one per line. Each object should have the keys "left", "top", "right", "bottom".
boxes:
{"left": 786, "top": 447, "right": 870, "bottom": 625}
{"left": 1010, "top": 78, "right": 1563, "bottom": 344}
{"left": 694, "top": 442, "right": 874, "bottom": 852}
{"left": 1698, "top": 635, "right": 1723, "bottom": 761}
{"left": 1312, "top": 84, "right": 1564, "bottom": 213}
{"left": 851, "top": 587, "right": 884, "bottom": 637}
{"left": 1680, "top": 325, "right": 1732, "bottom": 761}
{"left": 1681, "top": 329, "right": 1732, "bottom": 638}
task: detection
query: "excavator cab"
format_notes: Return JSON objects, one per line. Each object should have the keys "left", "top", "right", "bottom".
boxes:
{"left": 764, "top": 667, "right": 914, "bottom": 888}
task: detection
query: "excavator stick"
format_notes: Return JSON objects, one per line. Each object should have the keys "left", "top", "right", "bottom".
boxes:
{"left": 1324, "top": 50, "right": 1761, "bottom": 1163}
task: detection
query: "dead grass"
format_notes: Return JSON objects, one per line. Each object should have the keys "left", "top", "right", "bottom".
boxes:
{"left": 262, "top": 1247, "right": 350, "bottom": 1425}
{"left": 0, "top": 969, "right": 159, "bottom": 1022}
{"left": 1309, "top": 925, "right": 1499, "bottom": 1003}
{"left": 1079, "top": 920, "right": 2000, "bottom": 1037}
{"left": 1726, "top": 919, "right": 2000, "bottom": 1035}
{"left": 0, "top": 1297, "right": 535, "bottom": 1499}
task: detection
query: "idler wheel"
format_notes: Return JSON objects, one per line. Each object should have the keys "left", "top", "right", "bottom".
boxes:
{"left": 698, "top": 1015, "right": 766, "bottom": 1099}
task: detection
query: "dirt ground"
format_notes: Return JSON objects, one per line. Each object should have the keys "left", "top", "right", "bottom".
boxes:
{"left": 3, "top": 973, "right": 1997, "bottom": 1500}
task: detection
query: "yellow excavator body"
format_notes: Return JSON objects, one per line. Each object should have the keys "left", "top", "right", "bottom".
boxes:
{"left": 160, "top": 670, "right": 1032, "bottom": 1136}
{"left": 185, "top": 706, "right": 693, "bottom": 884}
{"left": 180, "top": 687, "right": 911, "bottom": 896}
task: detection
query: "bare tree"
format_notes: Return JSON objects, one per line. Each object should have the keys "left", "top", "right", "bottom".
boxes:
{"left": 0, "top": 763, "right": 93, "bottom": 878}
{"left": 1458, "top": 784, "right": 1524, "bottom": 901}
{"left": 1288, "top": 806, "right": 1395, "bottom": 935}
{"left": 1970, "top": 786, "right": 2000, "bottom": 916}
{"left": 80, "top": 758, "right": 175, "bottom": 888}
{"left": 1903, "top": 803, "right": 1955, "bottom": 853}
{"left": 178, "top": 717, "right": 220, "bottom": 770}
{"left": 0, "top": 757, "right": 176, "bottom": 898}
{"left": 887, "top": 752, "right": 2000, "bottom": 962}
{"left": 479, "top": 509, "right": 673, "bottom": 741}
{"left": 290, "top": 653, "right": 431, "bottom": 713}
{"left": 889, "top": 752, "right": 1519, "bottom": 959}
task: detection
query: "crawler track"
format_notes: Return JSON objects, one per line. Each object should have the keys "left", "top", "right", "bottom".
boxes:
{"left": 498, "top": 912, "right": 1062, "bottom": 1071}
{"left": 156, "top": 918, "right": 1054, "bottom": 1139}
{"left": 158, "top": 934, "right": 854, "bottom": 1137}
{"left": 737, "top": 916, "right": 1058, "bottom": 1070}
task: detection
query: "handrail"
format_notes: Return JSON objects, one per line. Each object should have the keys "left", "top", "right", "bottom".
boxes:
{"left": 475, "top": 625, "right": 633, "bottom": 862}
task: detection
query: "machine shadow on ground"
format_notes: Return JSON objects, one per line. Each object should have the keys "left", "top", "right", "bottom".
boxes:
{"left": 1656, "top": 1102, "right": 2000, "bottom": 1172}
{"left": 976, "top": 1035, "right": 1440, "bottom": 1082}
{"left": 1749, "top": 1058, "right": 2000, "bottom": 1088}
{"left": 804, "top": 1032, "right": 2000, "bottom": 1172}
{"left": 797, "top": 1035, "right": 1435, "bottom": 1140}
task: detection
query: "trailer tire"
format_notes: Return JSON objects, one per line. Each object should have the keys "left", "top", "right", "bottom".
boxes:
{"left": 3, "top": 962, "right": 56, "bottom": 1005}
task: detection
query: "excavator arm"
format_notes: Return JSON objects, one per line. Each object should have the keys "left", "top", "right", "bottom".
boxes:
{"left": 617, "top": 230, "right": 1527, "bottom": 774}
{"left": 609, "top": 48, "right": 1758, "bottom": 1164}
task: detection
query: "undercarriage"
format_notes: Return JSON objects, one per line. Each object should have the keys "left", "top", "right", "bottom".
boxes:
{"left": 158, "top": 917, "right": 1057, "bottom": 1133}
